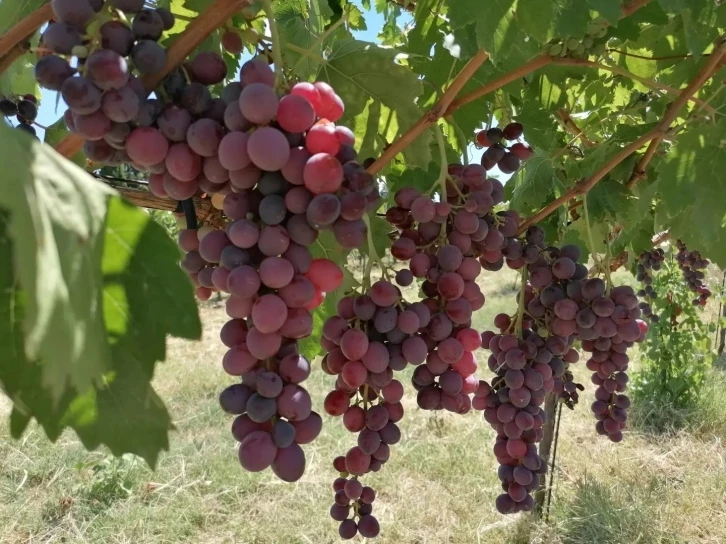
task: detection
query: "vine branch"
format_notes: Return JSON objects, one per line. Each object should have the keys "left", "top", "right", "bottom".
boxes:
{"left": 516, "top": 131, "right": 655, "bottom": 234}
{"left": 0, "top": 3, "right": 53, "bottom": 61}
{"left": 626, "top": 37, "right": 726, "bottom": 188}
{"left": 555, "top": 108, "right": 597, "bottom": 149}
{"left": 553, "top": 57, "right": 717, "bottom": 116}
{"left": 519, "top": 35, "right": 726, "bottom": 233}
{"left": 366, "top": 49, "right": 490, "bottom": 176}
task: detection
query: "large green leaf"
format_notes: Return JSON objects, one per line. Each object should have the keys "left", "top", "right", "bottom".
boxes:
{"left": 318, "top": 39, "right": 431, "bottom": 169}
{"left": 0, "top": 124, "right": 115, "bottom": 400}
{"left": 0, "top": 123, "right": 201, "bottom": 404}
{"left": 656, "top": 122, "right": 726, "bottom": 267}
{"left": 509, "top": 151, "right": 564, "bottom": 213}
{"left": 0, "top": 192, "right": 201, "bottom": 466}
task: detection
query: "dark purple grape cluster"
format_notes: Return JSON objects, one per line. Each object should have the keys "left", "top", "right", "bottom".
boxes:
{"left": 1, "top": 93, "right": 39, "bottom": 137}
{"left": 321, "top": 281, "right": 415, "bottom": 539}
{"left": 177, "top": 157, "right": 374, "bottom": 481}
{"left": 219, "top": 335, "right": 323, "bottom": 482}
{"left": 386, "top": 167, "right": 514, "bottom": 411}
{"left": 475, "top": 122, "right": 534, "bottom": 174}
{"left": 510, "top": 227, "right": 587, "bottom": 406}
{"left": 676, "top": 240, "right": 712, "bottom": 307}
{"left": 476, "top": 327, "right": 553, "bottom": 514}
{"left": 211, "top": 248, "right": 344, "bottom": 481}
{"left": 576, "top": 280, "right": 648, "bottom": 442}
{"left": 636, "top": 248, "right": 664, "bottom": 321}
{"left": 331, "top": 475, "right": 380, "bottom": 539}
{"left": 38, "top": 0, "right": 176, "bottom": 163}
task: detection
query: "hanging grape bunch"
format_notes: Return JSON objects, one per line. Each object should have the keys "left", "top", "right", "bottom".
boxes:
{"left": 322, "top": 282, "right": 418, "bottom": 539}
{"left": 676, "top": 240, "right": 712, "bottom": 306}
{"left": 37, "top": 0, "right": 179, "bottom": 164}
{"left": 636, "top": 248, "right": 664, "bottom": 322}
{"left": 0, "top": 94, "right": 39, "bottom": 137}
{"left": 576, "top": 279, "right": 647, "bottom": 442}
{"left": 386, "top": 164, "right": 521, "bottom": 411}
{"left": 545, "top": 18, "right": 609, "bottom": 59}
{"left": 475, "top": 122, "right": 533, "bottom": 174}
{"left": 501, "top": 226, "right": 586, "bottom": 408}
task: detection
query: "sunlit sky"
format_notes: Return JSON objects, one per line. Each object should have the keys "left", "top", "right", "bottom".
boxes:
{"left": 32, "top": 2, "right": 496, "bottom": 175}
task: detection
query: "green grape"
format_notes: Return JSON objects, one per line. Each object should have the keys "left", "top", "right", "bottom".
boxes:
{"left": 586, "top": 23, "right": 602, "bottom": 36}
{"left": 583, "top": 37, "right": 594, "bottom": 49}
{"left": 567, "top": 37, "right": 580, "bottom": 50}
{"left": 575, "top": 43, "right": 586, "bottom": 55}
{"left": 596, "top": 27, "right": 608, "bottom": 39}
{"left": 241, "top": 27, "right": 259, "bottom": 44}
{"left": 592, "top": 43, "right": 607, "bottom": 57}
{"left": 72, "top": 45, "right": 89, "bottom": 58}
{"left": 549, "top": 43, "right": 563, "bottom": 56}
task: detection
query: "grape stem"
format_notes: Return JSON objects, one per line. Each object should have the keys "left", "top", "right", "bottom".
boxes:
{"left": 261, "top": 0, "right": 286, "bottom": 90}
{"left": 363, "top": 214, "right": 388, "bottom": 282}
{"left": 604, "top": 225, "right": 614, "bottom": 295}
{"left": 433, "top": 124, "right": 448, "bottom": 200}
{"left": 581, "top": 192, "right": 602, "bottom": 274}
{"left": 515, "top": 267, "right": 528, "bottom": 338}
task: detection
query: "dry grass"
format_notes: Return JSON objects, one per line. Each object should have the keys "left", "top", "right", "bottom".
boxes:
{"left": 1, "top": 269, "right": 725, "bottom": 544}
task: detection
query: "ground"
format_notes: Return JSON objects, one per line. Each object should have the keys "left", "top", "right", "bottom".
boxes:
{"left": 1, "top": 267, "right": 726, "bottom": 544}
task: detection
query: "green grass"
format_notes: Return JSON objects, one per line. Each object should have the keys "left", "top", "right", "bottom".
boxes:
{"left": 2, "top": 271, "right": 726, "bottom": 544}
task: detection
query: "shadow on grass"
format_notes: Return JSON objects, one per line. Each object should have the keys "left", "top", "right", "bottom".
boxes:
{"left": 549, "top": 479, "right": 665, "bottom": 544}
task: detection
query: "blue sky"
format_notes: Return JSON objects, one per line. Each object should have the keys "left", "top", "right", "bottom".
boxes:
{"left": 34, "top": 3, "right": 493, "bottom": 172}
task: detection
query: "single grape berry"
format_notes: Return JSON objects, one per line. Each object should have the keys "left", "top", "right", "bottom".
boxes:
{"left": 510, "top": 143, "right": 534, "bottom": 161}
{"left": 502, "top": 122, "right": 524, "bottom": 140}
{"left": 0, "top": 98, "right": 18, "bottom": 116}
{"left": 485, "top": 127, "right": 503, "bottom": 145}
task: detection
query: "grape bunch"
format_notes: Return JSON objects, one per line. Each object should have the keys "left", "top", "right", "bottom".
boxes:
{"left": 545, "top": 19, "right": 609, "bottom": 59}
{"left": 321, "top": 281, "right": 416, "bottom": 539}
{"left": 178, "top": 202, "right": 352, "bottom": 481}
{"left": 387, "top": 167, "right": 521, "bottom": 411}
{"left": 503, "top": 227, "right": 587, "bottom": 407}
{"left": 676, "top": 240, "right": 712, "bottom": 307}
{"left": 575, "top": 279, "right": 647, "bottom": 442}
{"left": 474, "top": 122, "right": 533, "bottom": 175}
{"left": 0, "top": 94, "right": 39, "bottom": 137}
{"left": 476, "top": 325, "right": 552, "bottom": 514}
{"left": 636, "top": 248, "right": 664, "bottom": 321}
{"left": 163, "top": 67, "right": 381, "bottom": 479}
{"left": 38, "top": 0, "right": 177, "bottom": 165}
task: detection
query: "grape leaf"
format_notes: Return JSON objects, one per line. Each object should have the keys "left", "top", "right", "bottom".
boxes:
{"left": 509, "top": 151, "right": 563, "bottom": 213}
{"left": 553, "top": 0, "right": 592, "bottom": 38}
{"left": 43, "top": 115, "right": 85, "bottom": 167}
{"left": 0, "top": 0, "right": 45, "bottom": 34}
{"left": 656, "top": 122, "right": 726, "bottom": 267}
{"left": 0, "top": 125, "right": 115, "bottom": 400}
{"left": 0, "top": 124, "right": 201, "bottom": 404}
{"left": 585, "top": 0, "right": 620, "bottom": 24}
{"left": 318, "top": 39, "right": 430, "bottom": 169}
{"left": 517, "top": 0, "right": 555, "bottom": 44}
{"left": 0, "top": 193, "right": 201, "bottom": 467}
